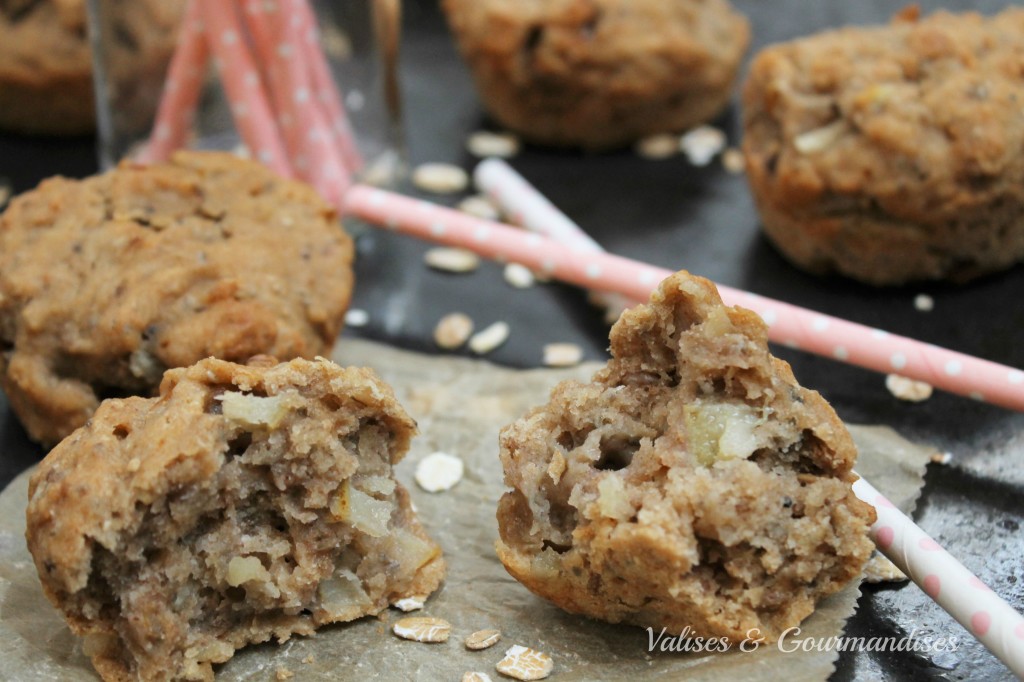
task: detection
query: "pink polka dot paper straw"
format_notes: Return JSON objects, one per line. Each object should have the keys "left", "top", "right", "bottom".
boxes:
{"left": 199, "top": 0, "right": 293, "bottom": 178}
{"left": 138, "top": 0, "right": 209, "bottom": 164}
{"left": 853, "top": 476, "right": 1024, "bottom": 677}
{"left": 344, "top": 184, "right": 1024, "bottom": 412}
{"left": 287, "top": 0, "right": 365, "bottom": 174}
{"left": 241, "top": 0, "right": 349, "bottom": 205}
{"left": 474, "top": 157, "right": 638, "bottom": 315}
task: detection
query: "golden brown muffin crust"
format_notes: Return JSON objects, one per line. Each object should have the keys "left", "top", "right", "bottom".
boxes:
{"left": 743, "top": 9, "right": 1024, "bottom": 284}
{"left": 443, "top": 0, "right": 750, "bottom": 150}
{"left": 496, "top": 271, "right": 875, "bottom": 641}
{"left": 0, "top": 151, "right": 354, "bottom": 445}
{"left": 27, "top": 356, "right": 444, "bottom": 682}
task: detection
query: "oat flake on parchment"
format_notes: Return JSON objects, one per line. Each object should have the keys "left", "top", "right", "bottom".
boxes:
{"left": 415, "top": 452, "right": 464, "bottom": 493}
{"left": 465, "top": 629, "right": 502, "bottom": 651}
{"left": 495, "top": 645, "right": 553, "bottom": 680}
{"left": 462, "top": 673, "right": 494, "bottom": 682}
{"left": 392, "top": 596, "right": 426, "bottom": 612}
{"left": 393, "top": 617, "right": 452, "bottom": 643}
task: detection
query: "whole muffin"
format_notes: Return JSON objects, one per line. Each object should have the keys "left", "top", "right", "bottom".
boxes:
{"left": 443, "top": 0, "right": 750, "bottom": 150}
{"left": 27, "top": 355, "right": 445, "bottom": 682}
{"left": 0, "top": 0, "right": 182, "bottom": 136}
{"left": 743, "top": 8, "right": 1024, "bottom": 285}
{"left": 0, "top": 151, "right": 354, "bottom": 446}
{"left": 496, "top": 271, "right": 875, "bottom": 641}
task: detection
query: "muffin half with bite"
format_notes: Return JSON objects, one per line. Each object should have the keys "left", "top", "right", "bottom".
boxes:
{"left": 496, "top": 271, "right": 875, "bottom": 641}
{"left": 26, "top": 356, "right": 444, "bottom": 682}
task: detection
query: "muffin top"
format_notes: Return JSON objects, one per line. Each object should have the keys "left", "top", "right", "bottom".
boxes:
{"left": 743, "top": 8, "right": 1024, "bottom": 220}
{"left": 0, "top": 151, "right": 354, "bottom": 444}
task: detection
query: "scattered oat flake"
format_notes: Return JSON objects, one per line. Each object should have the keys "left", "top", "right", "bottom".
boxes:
{"left": 543, "top": 343, "right": 583, "bottom": 368}
{"left": 504, "top": 263, "right": 535, "bottom": 289}
{"left": 458, "top": 194, "right": 501, "bottom": 221}
{"left": 931, "top": 452, "right": 953, "bottom": 465}
{"left": 424, "top": 247, "right": 480, "bottom": 273}
{"left": 469, "top": 321, "right": 510, "bottom": 354}
{"left": 413, "top": 162, "right": 469, "bottom": 194}
{"left": 463, "top": 673, "right": 494, "bottom": 682}
{"left": 681, "top": 125, "right": 727, "bottom": 166}
{"left": 393, "top": 616, "right": 452, "bottom": 643}
{"left": 434, "top": 312, "right": 475, "bottom": 349}
{"left": 415, "top": 452, "right": 464, "bottom": 492}
{"left": 886, "top": 374, "right": 933, "bottom": 402}
{"left": 465, "top": 629, "right": 502, "bottom": 650}
{"left": 275, "top": 667, "right": 295, "bottom": 680}
{"left": 634, "top": 133, "right": 679, "bottom": 160}
{"left": 319, "top": 21, "right": 352, "bottom": 59}
{"left": 793, "top": 120, "right": 847, "bottom": 154}
{"left": 467, "top": 131, "right": 521, "bottom": 158}
{"left": 863, "top": 553, "right": 908, "bottom": 584}
{"left": 722, "top": 147, "right": 745, "bottom": 174}
{"left": 496, "top": 645, "right": 553, "bottom": 681}
{"left": 302, "top": 654, "right": 316, "bottom": 664}
{"left": 914, "top": 294, "right": 934, "bottom": 312}
{"left": 393, "top": 596, "right": 426, "bottom": 612}
{"left": 345, "top": 308, "right": 370, "bottom": 327}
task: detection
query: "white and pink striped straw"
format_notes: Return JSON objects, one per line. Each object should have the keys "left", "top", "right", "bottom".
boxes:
{"left": 344, "top": 185, "right": 1024, "bottom": 412}
{"left": 243, "top": 0, "right": 349, "bottom": 205}
{"left": 853, "top": 476, "right": 1024, "bottom": 675}
{"left": 139, "top": 0, "right": 208, "bottom": 164}
{"left": 343, "top": 184, "right": 1024, "bottom": 676}
{"left": 287, "top": 0, "right": 364, "bottom": 173}
{"left": 200, "top": 0, "right": 293, "bottom": 178}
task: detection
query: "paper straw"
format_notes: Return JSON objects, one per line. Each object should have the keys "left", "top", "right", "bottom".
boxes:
{"left": 288, "top": 0, "right": 365, "bottom": 174}
{"left": 242, "top": 0, "right": 350, "bottom": 204}
{"left": 853, "top": 476, "right": 1024, "bottom": 677}
{"left": 344, "top": 184, "right": 1024, "bottom": 412}
{"left": 474, "top": 158, "right": 638, "bottom": 315}
{"left": 139, "top": 0, "right": 209, "bottom": 163}
{"left": 199, "top": 0, "right": 293, "bottom": 178}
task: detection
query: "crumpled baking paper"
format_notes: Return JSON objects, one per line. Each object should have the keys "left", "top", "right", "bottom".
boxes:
{"left": 0, "top": 339, "right": 937, "bottom": 681}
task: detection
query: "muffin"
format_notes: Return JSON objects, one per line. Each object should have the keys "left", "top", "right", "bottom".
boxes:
{"left": 0, "top": 0, "right": 182, "bottom": 136}
{"left": 443, "top": 0, "right": 750, "bottom": 150}
{"left": 743, "top": 7, "right": 1024, "bottom": 285}
{"left": 26, "top": 355, "right": 445, "bottom": 682}
{"left": 496, "top": 271, "right": 875, "bottom": 641}
{"left": 0, "top": 151, "right": 354, "bottom": 446}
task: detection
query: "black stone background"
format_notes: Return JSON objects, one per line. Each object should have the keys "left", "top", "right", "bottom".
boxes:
{"left": 0, "top": 1, "right": 1021, "bottom": 680}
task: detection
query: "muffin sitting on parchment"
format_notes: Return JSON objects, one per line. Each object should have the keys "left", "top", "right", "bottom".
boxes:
{"left": 0, "top": 151, "right": 354, "bottom": 446}
{"left": 743, "top": 7, "right": 1024, "bottom": 285}
{"left": 496, "top": 271, "right": 875, "bottom": 641}
{"left": 442, "top": 0, "right": 750, "bottom": 150}
{"left": 26, "top": 356, "right": 445, "bottom": 682}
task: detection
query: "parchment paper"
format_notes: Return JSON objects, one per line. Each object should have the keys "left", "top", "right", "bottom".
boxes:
{"left": 0, "top": 339, "right": 937, "bottom": 681}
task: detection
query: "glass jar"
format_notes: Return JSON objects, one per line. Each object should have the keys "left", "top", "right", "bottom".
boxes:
{"left": 87, "top": 0, "right": 406, "bottom": 193}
